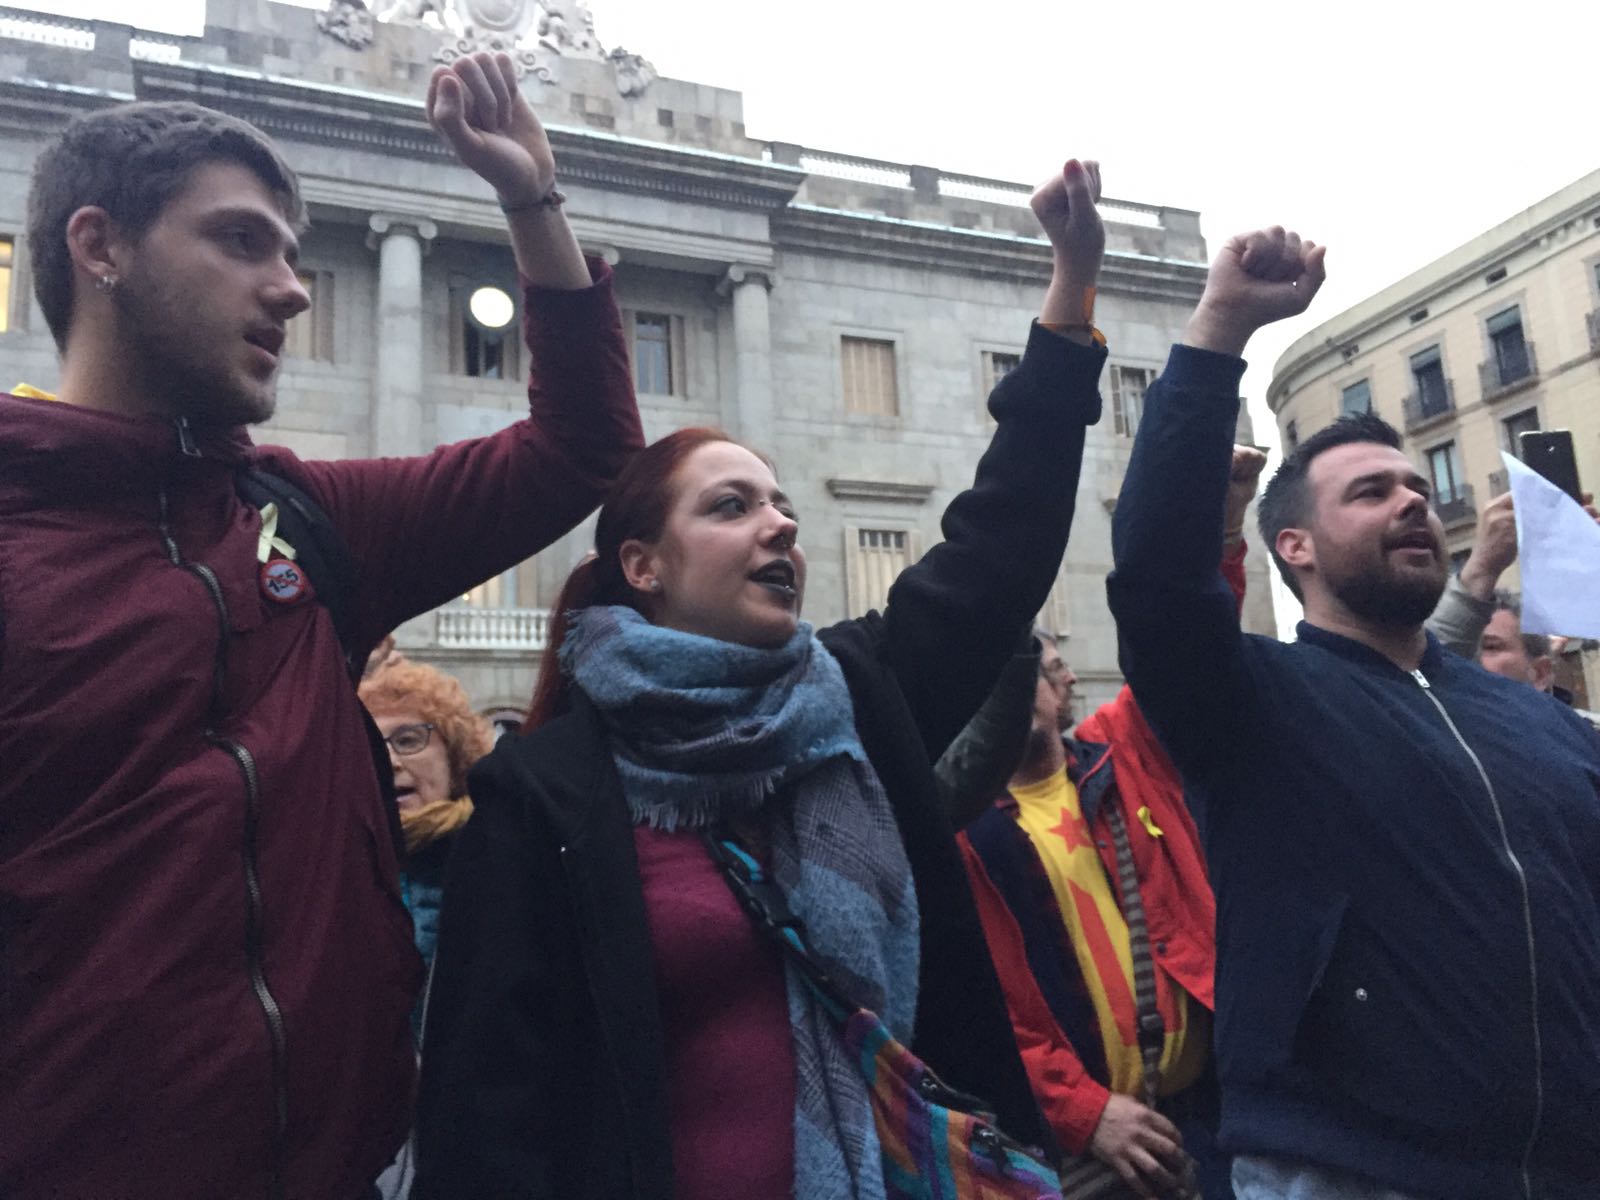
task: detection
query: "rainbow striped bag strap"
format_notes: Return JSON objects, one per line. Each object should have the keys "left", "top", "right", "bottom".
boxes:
{"left": 703, "top": 832, "right": 1065, "bottom": 1200}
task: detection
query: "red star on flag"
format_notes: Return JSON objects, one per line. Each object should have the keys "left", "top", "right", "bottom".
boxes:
{"left": 1048, "top": 807, "right": 1091, "bottom": 854}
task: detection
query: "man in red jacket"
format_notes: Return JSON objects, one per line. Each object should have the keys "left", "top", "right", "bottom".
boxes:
{"left": 0, "top": 52, "right": 642, "bottom": 1200}
{"left": 956, "top": 446, "right": 1265, "bottom": 1200}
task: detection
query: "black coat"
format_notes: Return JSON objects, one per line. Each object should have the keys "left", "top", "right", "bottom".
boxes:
{"left": 414, "top": 323, "right": 1106, "bottom": 1199}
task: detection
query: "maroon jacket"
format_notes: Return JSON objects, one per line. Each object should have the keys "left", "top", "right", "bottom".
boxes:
{"left": 0, "top": 264, "right": 642, "bottom": 1200}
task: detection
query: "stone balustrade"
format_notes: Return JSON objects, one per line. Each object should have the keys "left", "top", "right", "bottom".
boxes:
{"left": 436, "top": 606, "right": 551, "bottom": 651}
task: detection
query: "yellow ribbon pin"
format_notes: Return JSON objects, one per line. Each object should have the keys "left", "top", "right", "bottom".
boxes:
{"left": 256, "top": 503, "right": 298, "bottom": 564}
{"left": 1137, "top": 806, "right": 1165, "bottom": 838}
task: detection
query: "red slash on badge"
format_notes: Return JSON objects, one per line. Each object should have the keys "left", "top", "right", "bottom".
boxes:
{"left": 259, "top": 558, "right": 312, "bottom": 605}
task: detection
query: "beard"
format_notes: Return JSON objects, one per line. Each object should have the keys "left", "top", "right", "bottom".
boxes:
{"left": 1326, "top": 555, "right": 1447, "bottom": 630}
{"left": 113, "top": 263, "right": 277, "bottom": 427}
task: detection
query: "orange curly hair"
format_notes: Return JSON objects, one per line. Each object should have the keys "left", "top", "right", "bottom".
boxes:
{"left": 359, "top": 660, "right": 495, "bottom": 799}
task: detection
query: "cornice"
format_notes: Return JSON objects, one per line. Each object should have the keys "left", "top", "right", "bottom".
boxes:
{"left": 127, "top": 62, "right": 805, "bottom": 212}
{"left": 826, "top": 478, "right": 936, "bottom": 504}
{"left": 774, "top": 205, "right": 1206, "bottom": 299}
{"left": 0, "top": 78, "right": 131, "bottom": 138}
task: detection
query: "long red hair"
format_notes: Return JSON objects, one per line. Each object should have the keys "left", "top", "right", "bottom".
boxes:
{"left": 523, "top": 427, "right": 754, "bottom": 732}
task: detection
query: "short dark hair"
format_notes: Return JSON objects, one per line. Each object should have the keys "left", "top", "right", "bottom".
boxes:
{"left": 1257, "top": 412, "right": 1404, "bottom": 600}
{"left": 26, "top": 101, "right": 305, "bottom": 350}
{"left": 1490, "top": 590, "right": 1552, "bottom": 660}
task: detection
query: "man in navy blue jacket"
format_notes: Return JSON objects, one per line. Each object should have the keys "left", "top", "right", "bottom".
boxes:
{"left": 1108, "top": 227, "right": 1600, "bottom": 1200}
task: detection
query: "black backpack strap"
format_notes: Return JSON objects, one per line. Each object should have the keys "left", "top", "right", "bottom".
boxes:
{"left": 237, "top": 467, "right": 406, "bottom": 859}
{"left": 236, "top": 467, "right": 363, "bottom": 680}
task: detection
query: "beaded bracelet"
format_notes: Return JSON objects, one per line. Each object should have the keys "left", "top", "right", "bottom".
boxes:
{"left": 498, "top": 187, "right": 567, "bottom": 214}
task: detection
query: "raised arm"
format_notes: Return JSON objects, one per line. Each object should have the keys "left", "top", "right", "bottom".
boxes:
{"left": 1107, "top": 229, "right": 1325, "bottom": 775}
{"left": 264, "top": 52, "right": 643, "bottom": 645}
{"left": 879, "top": 160, "right": 1107, "bottom": 759}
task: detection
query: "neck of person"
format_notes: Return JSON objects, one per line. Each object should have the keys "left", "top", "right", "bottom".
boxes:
{"left": 1009, "top": 729, "right": 1067, "bottom": 789}
{"left": 54, "top": 324, "right": 175, "bottom": 420}
{"left": 1302, "top": 591, "right": 1430, "bottom": 673}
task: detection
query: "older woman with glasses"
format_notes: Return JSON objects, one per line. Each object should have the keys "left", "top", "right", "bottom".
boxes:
{"left": 359, "top": 661, "right": 495, "bottom": 989}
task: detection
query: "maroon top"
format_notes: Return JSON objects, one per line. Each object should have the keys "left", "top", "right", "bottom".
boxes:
{"left": 0, "top": 262, "right": 642, "bottom": 1199}
{"left": 634, "top": 827, "right": 796, "bottom": 1199}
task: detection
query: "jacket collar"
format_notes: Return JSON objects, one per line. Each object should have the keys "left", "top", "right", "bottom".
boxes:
{"left": 1295, "top": 619, "right": 1447, "bottom": 678}
{"left": 0, "top": 391, "right": 254, "bottom": 502}
{"left": 1062, "top": 736, "right": 1115, "bottom": 826}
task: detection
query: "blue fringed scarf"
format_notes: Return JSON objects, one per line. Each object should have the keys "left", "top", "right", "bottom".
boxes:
{"left": 562, "top": 606, "right": 921, "bottom": 1200}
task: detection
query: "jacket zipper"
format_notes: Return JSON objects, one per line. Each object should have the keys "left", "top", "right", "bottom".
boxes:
{"left": 159, "top": 476, "right": 290, "bottom": 1200}
{"left": 1410, "top": 668, "right": 1541, "bottom": 1199}
{"left": 560, "top": 844, "right": 642, "bottom": 1199}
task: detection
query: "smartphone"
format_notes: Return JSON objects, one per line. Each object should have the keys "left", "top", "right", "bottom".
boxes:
{"left": 1519, "top": 430, "right": 1583, "bottom": 503}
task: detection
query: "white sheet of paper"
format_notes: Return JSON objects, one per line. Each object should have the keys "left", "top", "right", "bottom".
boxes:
{"left": 1501, "top": 450, "right": 1600, "bottom": 638}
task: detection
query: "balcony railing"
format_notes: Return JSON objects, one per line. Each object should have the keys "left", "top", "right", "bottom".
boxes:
{"left": 436, "top": 606, "right": 551, "bottom": 651}
{"left": 1488, "top": 469, "right": 1510, "bottom": 498}
{"left": 1587, "top": 310, "right": 1600, "bottom": 357}
{"left": 1434, "top": 483, "right": 1477, "bottom": 529}
{"left": 1401, "top": 379, "right": 1456, "bottom": 429}
{"left": 1478, "top": 341, "right": 1538, "bottom": 398}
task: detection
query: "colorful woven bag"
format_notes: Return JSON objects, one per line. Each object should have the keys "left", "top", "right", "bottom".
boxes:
{"left": 704, "top": 833, "right": 1064, "bottom": 1200}
{"left": 844, "top": 1007, "right": 1064, "bottom": 1199}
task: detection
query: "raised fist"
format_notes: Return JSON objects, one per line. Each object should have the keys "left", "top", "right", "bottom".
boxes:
{"left": 427, "top": 51, "right": 557, "bottom": 207}
{"left": 1030, "top": 159, "right": 1106, "bottom": 293}
{"left": 1225, "top": 443, "right": 1270, "bottom": 543}
{"left": 1185, "top": 226, "right": 1327, "bottom": 357}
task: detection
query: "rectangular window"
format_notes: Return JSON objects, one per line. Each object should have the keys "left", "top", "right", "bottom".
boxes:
{"left": 633, "top": 312, "right": 674, "bottom": 395}
{"left": 283, "top": 270, "right": 334, "bottom": 363}
{"left": 1285, "top": 419, "right": 1299, "bottom": 451}
{"left": 1410, "top": 346, "right": 1449, "bottom": 418}
{"left": 841, "top": 336, "right": 899, "bottom": 416}
{"left": 1341, "top": 379, "right": 1372, "bottom": 415}
{"left": 1503, "top": 407, "right": 1540, "bottom": 456}
{"left": 982, "top": 349, "right": 1022, "bottom": 399}
{"left": 1486, "top": 306, "right": 1530, "bottom": 386}
{"left": 1426, "top": 441, "right": 1462, "bottom": 504}
{"left": 1109, "top": 365, "right": 1155, "bottom": 438}
{"left": 845, "top": 525, "right": 919, "bottom": 616}
{"left": 0, "top": 236, "right": 12, "bottom": 334}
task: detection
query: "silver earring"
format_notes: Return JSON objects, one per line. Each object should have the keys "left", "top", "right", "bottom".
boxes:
{"left": 95, "top": 274, "right": 119, "bottom": 294}
{"left": 649, "top": 579, "right": 662, "bottom": 593}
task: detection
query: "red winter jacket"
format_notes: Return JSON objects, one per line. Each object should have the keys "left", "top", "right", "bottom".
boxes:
{"left": 960, "top": 545, "right": 1244, "bottom": 1152}
{"left": 0, "top": 265, "right": 642, "bottom": 1200}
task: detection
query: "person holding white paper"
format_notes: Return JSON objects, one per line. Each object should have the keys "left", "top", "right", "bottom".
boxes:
{"left": 1427, "top": 485, "right": 1599, "bottom": 658}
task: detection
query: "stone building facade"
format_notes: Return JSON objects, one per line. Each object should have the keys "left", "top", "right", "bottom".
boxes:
{"left": 0, "top": 0, "right": 1274, "bottom": 727}
{"left": 1268, "top": 169, "right": 1600, "bottom": 705}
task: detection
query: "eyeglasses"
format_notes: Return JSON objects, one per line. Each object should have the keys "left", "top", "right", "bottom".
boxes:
{"left": 382, "top": 723, "right": 436, "bottom": 756}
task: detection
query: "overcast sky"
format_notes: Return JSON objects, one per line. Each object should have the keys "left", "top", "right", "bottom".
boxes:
{"left": 20, "top": 0, "right": 1600, "bottom": 623}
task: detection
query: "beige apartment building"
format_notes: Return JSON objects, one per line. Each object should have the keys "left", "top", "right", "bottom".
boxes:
{"left": 1269, "top": 168, "right": 1600, "bottom": 705}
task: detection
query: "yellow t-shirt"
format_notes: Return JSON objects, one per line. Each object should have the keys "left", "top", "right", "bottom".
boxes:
{"left": 1009, "top": 766, "right": 1207, "bottom": 1097}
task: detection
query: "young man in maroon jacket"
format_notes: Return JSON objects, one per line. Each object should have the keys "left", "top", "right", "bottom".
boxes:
{"left": 0, "top": 52, "right": 642, "bottom": 1200}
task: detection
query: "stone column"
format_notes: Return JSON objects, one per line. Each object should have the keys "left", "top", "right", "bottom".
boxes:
{"left": 367, "top": 213, "right": 437, "bottom": 457}
{"left": 718, "top": 265, "right": 775, "bottom": 449}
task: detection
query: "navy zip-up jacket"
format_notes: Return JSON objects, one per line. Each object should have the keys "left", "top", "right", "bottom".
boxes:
{"left": 1106, "top": 345, "right": 1600, "bottom": 1200}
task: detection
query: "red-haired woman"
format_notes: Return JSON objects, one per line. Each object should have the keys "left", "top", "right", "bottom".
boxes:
{"left": 415, "top": 160, "right": 1110, "bottom": 1200}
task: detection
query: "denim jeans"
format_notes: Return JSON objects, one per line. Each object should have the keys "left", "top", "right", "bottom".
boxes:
{"left": 1231, "top": 1156, "right": 1429, "bottom": 1200}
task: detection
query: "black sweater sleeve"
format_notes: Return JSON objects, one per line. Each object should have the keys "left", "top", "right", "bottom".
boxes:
{"left": 1106, "top": 343, "right": 1253, "bottom": 777}
{"left": 881, "top": 323, "right": 1104, "bottom": 762}
{"left": 412, "top": 754, "right": 569, "bottom": 1198}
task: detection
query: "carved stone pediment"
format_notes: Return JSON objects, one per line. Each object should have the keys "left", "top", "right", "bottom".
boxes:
{"left": 319, "top": 0, "right": 656, "bottom": 94}
{"left": 316, "top": 0, "right": 375, "bottom": 49}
